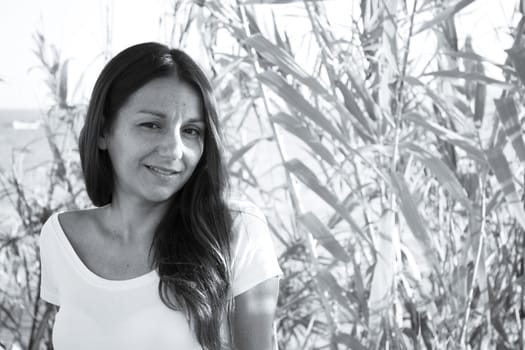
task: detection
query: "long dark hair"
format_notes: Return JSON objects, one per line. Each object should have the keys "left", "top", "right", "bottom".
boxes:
{"left": 78, "top": 42, "right": 234, "bottom": 350}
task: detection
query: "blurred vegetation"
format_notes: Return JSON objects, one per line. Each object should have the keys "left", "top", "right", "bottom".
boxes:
{"left": 2, "top": 0, "right": 525, "bottom": 349}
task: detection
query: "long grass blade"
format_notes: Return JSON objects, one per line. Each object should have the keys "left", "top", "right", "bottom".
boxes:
{"left": 246, "top": 34, "right": 374, "bottom": 142}
{"left": 444, "top": 50, "right": 514, "bottom": 72}
{"left": 316, "top": 268, "right": 356, "bottom": 317}
{"left": 347, "top": 70, "right": 383, "bottom": 124}
{"left": 494, "top": 97, "right": 525, "bottom": 165}
{"left": 415, "top": 0, "right": 475, "bottom": 34}
{"left": 298, "top": 212, "right": 350, "bottom": 263}
{"left": 423, "top": 69, "right": 512, "bottom": 87}
{"left": 404, "top": 75, "right": 480, "bottom": 131}
{"left": 485, "top": 147, "right": 525, "bottom": 230}
{"left": 271, "top": 112, "right": 336, "bottom": 166}
{"left": 245, "top": 34, "right": 326, "bottom": 95}
{"left": 368, "top": 210, "right": 395, "bottom": 331}
{"left": 58, "top": 60, "right": 69, "bottom": 108}
{"left": 258, "top": 70, "right": 347, "bottom": 145}
{"left": 334, "top": 332, "right": 369, "bottom": 350}
{"left": 506, "top": 46, "right": 525, "bottom": 87}
{"left": 473, "top": 77, "right": 487, "bottom": 125}
{"left": 284, "top": 158, "right": 372, "bottom": 246}
{"left": 335, "top": 79, "right": 375, "bottom": 138}
{"left": 270, "top": 10, "right": 289, "bottom": 52}
{"left": 403, "top": 112, "right": 485, "bottom": 163}
{"left": 405, "top": 143, "right": 473, "bottom": 211}
{"left": 388, "top": 171, "right": 436, "bottom": 265}
{"left": 227, "top": 137, "right": 272, "bottom": 167}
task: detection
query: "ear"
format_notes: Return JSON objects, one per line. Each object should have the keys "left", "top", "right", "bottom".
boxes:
{"left": 98, "top": 132, "right": 108, "bottom": 150}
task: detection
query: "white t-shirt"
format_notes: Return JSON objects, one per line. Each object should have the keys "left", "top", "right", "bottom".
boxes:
{"left": 39, "top": 200, "right": 283, "bottom": 350}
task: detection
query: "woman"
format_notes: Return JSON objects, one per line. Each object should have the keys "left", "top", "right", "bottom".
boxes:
{"left": 38, "top": 42, "right": 282, "bottom": 350}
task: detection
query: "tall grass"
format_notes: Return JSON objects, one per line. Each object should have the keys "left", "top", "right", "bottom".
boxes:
{"left": 1, "top": 0, "right": 524, "bottom": 349}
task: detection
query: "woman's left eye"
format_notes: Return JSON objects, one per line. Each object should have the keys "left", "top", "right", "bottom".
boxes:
{"left": 183, "top": 127, "right": 202, "bottom": 137}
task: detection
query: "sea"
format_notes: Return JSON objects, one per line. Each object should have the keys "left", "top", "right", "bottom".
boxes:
{"left": 0, "top": 109, "right": 51, "bottom": 171}
{"left": 0, "top": 109, "right": 56, "bottom": 228}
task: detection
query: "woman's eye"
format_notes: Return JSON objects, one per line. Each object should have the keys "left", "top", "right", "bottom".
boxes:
{"left": 140, "top": 122, "right": 161, "bottom": 129}
{"left": 183, "top": 127, "right": 202, "bottom": 137}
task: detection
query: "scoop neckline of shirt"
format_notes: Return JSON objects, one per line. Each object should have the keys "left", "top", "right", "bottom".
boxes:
{"left": 52, "top": 212, "right": 157, "bottom": 289}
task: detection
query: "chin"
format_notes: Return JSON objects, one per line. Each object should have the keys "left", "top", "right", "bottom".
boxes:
{"left": 142, "top": 188, "right": 180, "bottom": 204}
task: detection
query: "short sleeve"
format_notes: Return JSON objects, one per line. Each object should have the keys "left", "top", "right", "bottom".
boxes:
{"left": 230, "top": 201, "right": 283, "bottom": 297}
{"left": 39, "top": 215, "right": 60, "bottom": 306}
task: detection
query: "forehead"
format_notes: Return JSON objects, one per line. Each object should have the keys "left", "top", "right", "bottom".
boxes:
{"left": 124, "top": 76, "right": 204, "bottom": 115}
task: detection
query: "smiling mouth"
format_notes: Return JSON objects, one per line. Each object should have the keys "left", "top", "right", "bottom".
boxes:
{"left": 145, "top": 165, "right": 181, "bottom": 176}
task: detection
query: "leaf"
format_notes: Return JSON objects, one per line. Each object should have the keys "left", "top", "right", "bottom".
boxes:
{"left": 284, "top": 159, "right": 372, "bottom": 246}
{"left": 368, "top": 210, "right": 395, "bottom": 310}
{"left": 415, "top": 0, "right": 476, "bottom": 34}
{"left": 271, "top": 112, "right": 336, "bottom": 166}
{"left": 299, "top": 212, "right": 350, "bottom": 263}
{"left": 486, "top": 189, "right": 504, "bottom": 215}
{"left": 487, "top": 281, "right": 509, "bottom": 342}
{"left": 334, "top": 332, "right": 369, "bottom": 350}
{"left": 246, "top": 34, "right": 326, "bottom": 96}
{"left": 352, "top": 261, "right": 367, "bottom": 318}
{"left": 258, "top": 71, "right": 347, "bottom": 145}
{"left": 388, "top": 171, "right": 436, "bottom": 265}
{"left": 347, "top": 70, "right": 382, "bottom": 123}
{"left": 404, "top": 75, "right": 480, "bottom": 133}
{"left": 405, "top": 143, "right": 473, "bottom": 211}
{"left": 423, "top": 69, "right": 512, "bottom": 88}
{"left": 242, "top": 6, "right": 261, "bottom": 36}
{"left": 506, "top": 46, "right": 525, "bottom": 86}
{"left": 335, "top": 79, "right": 375, "bottom": 139}
{"left": 58, "top": 59, "right": 69, "bottom": 108}
{"left": 380, "top": 0, "right": 399, "bottom": 67}
{"left": 400, "top": 243, "right": 423, "bottom": 282}
{"left": 467, "top": 202, "right": 488, "bottom": 306}
{"left": 485, "top": 147, "right": 525, "bottom": 231}
{"left": 212, "top": 56, "right": 246, "bottom": 90}
{"left": 316, "top": 269, "right": 356, "bottom": 317}
{"left": 227, "top": 137, "right": 271, "bottom": 167}
{"left": 473, "top": 77, "right": 486, "bottom": 125}
{"left": 403, "top": 111, "right": 486, "bottom": 164}
{"left": 404, "top": 76, "right": 475, "bottom": 131}
{"left": 494, "top": 97, "right": 525, "bottom": 164}
{"left": 271, "top": 10, "right": 289, "bottom": 52}
{"left": 444, "top": 50, "right": 513, "bottom": 73}
{"left": 43, "top": 122, "right": 66, "bottom": 182}
{"left": 245, "top": 35, "right": 375, "bottom": 142}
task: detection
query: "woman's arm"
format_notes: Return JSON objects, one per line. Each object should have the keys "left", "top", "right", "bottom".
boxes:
{"left": 233, "top": 277, "right": 280, "bottom": 350}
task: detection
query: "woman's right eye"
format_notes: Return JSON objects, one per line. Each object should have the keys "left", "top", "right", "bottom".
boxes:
{"left": 139, "top": 122, "right": 161, "bottom": 129}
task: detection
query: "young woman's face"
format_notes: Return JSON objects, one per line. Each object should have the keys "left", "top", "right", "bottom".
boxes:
{"left": 100, "top": 75, "right": 206, "bottom": 205}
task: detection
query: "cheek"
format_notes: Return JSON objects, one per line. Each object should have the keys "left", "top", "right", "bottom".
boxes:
{"left": 188, "top": 142, "right": 204, "bottom": 166}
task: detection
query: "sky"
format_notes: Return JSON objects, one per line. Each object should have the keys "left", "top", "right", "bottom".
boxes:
{"left": 1, "top": 0, "right": 174, "bottom": 110}
{"left": 0, "top": 0, "right": 518, "bottom": 110}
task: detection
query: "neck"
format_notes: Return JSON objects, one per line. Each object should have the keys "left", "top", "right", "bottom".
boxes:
{"left": 103, "top": 194, "right": 170, "bottom": 247}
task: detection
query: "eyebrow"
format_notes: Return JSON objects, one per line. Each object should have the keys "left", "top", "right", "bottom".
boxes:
{"left": 138, "top": 109, "right": 204, "bottom": 123}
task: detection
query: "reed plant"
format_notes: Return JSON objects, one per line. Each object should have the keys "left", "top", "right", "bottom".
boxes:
{"left": 1, "top": 1, "right": 524, "bottom": 349}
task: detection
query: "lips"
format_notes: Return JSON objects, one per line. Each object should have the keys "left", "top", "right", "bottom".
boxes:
{"left": 145, "top": 165, "right": 181, "bottom": 176}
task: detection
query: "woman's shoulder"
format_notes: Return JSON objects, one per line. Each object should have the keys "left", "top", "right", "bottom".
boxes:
{"left": 57, "top": 207, "right": 100, "bottom": 229}
{"left": 227, "top": 198, "right": 273, "bottom": 248}
{"left": 39, "top": 208, "right": 99, "bottom": 250}
{"left": 41, "top": 208, "right": 94, "bottom": 234}
{"left": 227, "top": 198, "right": 267, "bottom": 223}
{"left": 55, "top": 207, "right": 104, "bottom": 242}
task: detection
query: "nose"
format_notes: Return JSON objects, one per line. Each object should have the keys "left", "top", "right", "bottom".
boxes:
{"left": 158, "top": 128, "right": 184, "bottom": 160}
